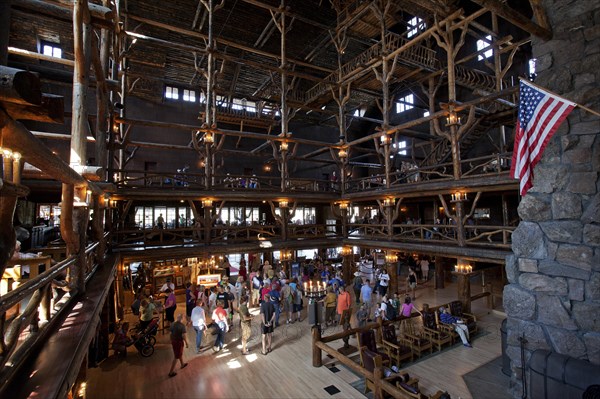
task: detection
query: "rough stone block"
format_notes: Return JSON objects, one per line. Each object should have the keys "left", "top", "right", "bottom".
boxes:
{"left": 567, "top": 172, "right": 598, "bottom": 195}
{"left": 562, "top": 135, "right": 580, "bottom": 151}
{"left": 539, "top": 260, "right": 591, "bottom": 280}
{"left": 547, "top": 241, "right": 558, "bottom": 260}
{"left": 582, "top": 193, "right": 600, "bottom": 224}
{"left": 568, "top": 278, "right": 585, "bottom": 301}
{"left": 584, "top": 23, "right": 600, "bottom": 41}
{"left": 519, "top": 274, "right": 568, "bottom": 295}
{"left": 536, "top": 52, "right": 553, "bottom": 73}
{"left": 572, "top": 121, "right": 600, "bottom": 135}
{"left": 537, "top": 294, "right": 577, "bottom": 330}
{"left": 573, "top": 302, "right": 600, "bottom": 331}
{"left": 504, "top": 284, "right": 536, "bottom": 320}
{"left": 506, "top": 254, "right": 518, "bottom": 284}
{"left": 546, "top": 326, "right": 587, "bottom": 357}
{"left": 512, "top": 222, "right": 547, "bottom": 259}
{"left": 552, "top": 192, "right": 582, "bottom": 219}
{"left": 586, "top": 272, "right": 600, "bottom": 301}
{"left": 556, "top": 244, "right": 593, "bottom": 269}
{"left": 574, "top": 73, "right": 596, "bottom": 89}
{"left": 584, "top": 224, "right": 600, "bottom": 246}
{"left": 530, "top": 165, "right": 569, "bottom": 194}
{"left": 539, "top": 221, "right": 582, "bottom": 243}
{"left": 518, "top": 258, "right": 538, "bottom": 273}
{"left": 518, "top": 195, "right": 552, "bottom": 222}
{"left": 507, "top": 318, "right": 550, "bottom": 349}
{"left": 584, "top": 333, "right": 600, "bottom": 365}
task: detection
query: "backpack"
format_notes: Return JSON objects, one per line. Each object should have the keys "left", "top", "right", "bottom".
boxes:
{"left": 386, "top": 301, "right": 398, "bottom": 320}
{"left": 252, "top": 276, "right": 262, "bottom": 289}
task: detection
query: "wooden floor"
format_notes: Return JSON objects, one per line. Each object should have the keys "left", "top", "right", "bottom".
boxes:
{"left": 87, "top": 279, "right": 508, "bottom": 399}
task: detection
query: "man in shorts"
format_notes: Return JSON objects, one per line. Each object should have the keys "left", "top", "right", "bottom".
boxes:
{"left": 260, "top": 293, "right": 275, "bottom": 355}
{"left": 168, "top": 314, "right": 188, "bottom": 377}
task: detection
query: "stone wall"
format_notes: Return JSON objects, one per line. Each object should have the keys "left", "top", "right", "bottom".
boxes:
{"left": 503, "top": 0, "right": 600, "bottom": 396}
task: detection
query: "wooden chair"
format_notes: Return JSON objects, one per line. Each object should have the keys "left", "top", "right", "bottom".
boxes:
{"left": 357, "top": 329, "right": 390, "bottom": 366}
{"left": 399, "top": 316, "right": 433, "bottom": 358}
{"left": 449, "top": 300, "right": 477, "bottom": 335}
{"left": 360, "top": 346, "right": 383, "bottom": 394}
{"left": 421, "top": 311, "right": 453, "bottom": 351}
{"left": 381, "top": 324, "right": 414, "bottom": 367}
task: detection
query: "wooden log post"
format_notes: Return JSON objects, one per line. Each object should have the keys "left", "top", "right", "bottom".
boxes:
{"left": 91, "top": 194, "right": 105, "bottom": 266}
{"left": 312, "top": 325, "right": 322, "bottom": 367}
{"left": 373, "top": 366, "right": 384, "bottom": 399}
{"left": 0, "top": 193, "right": 17, "bottom": 280}
{"left": 387, "top": 261, "right": 398, "bottom": 297}
{"left": 456, "top": 272, "right": 472, "bottom": 314}
{"left": 73, "top": 205, "right": 90, "bottom": 293}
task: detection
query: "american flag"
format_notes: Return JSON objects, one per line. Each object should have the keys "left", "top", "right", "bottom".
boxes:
{"left": 510, "top": 79, "right": 576, "bottom": 196}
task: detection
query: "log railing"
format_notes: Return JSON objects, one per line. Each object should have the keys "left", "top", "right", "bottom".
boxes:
{"left": 0, "top": 241, "right": 101, "bottom": 390}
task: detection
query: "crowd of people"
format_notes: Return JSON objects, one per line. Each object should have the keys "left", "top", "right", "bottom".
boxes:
{"left": 114, "top": 252, "right": 470, "bottom": 378}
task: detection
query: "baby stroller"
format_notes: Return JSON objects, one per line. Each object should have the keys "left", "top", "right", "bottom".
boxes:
{"left": 128, "top": 318, "right": 159, "bottom": 357}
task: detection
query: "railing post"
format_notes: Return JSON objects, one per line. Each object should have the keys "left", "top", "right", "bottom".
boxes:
{"left": 312, "top": 325, "right": 322, "bottom": 367}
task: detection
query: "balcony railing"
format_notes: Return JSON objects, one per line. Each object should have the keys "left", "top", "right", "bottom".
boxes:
{"left": 0, "top": 241, "right": 102, "bottom": 389}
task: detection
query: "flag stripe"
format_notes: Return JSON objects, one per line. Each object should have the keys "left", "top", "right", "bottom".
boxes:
{"left": 510, "top": 79, "right": 575, "bottom": 196}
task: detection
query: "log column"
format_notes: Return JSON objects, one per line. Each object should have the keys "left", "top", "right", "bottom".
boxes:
{"left": 312, "top": 325, "right": 322, "bottom": 367}
{"left": 0, "top": 0, "right": 11, "bottom": 66}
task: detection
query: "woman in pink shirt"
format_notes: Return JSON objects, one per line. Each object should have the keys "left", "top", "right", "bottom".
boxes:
{"left": 400, "top": 296, "right": 420, "bottom": 318}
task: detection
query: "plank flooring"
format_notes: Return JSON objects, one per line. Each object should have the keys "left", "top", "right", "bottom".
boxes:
{"left": 87, "top": 279, "right": 508, "bottom": 399}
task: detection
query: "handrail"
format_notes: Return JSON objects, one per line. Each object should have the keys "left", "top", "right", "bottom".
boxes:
{"left": 0, "top": 256, "right": 75, "bottom": 313}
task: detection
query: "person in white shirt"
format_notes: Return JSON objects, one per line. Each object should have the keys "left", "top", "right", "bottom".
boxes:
{"left": 208, "top": 287, "right": 217, "bottom": 312}
{"left": 190, "top": 299, "right": 207, "bottom": 353}
{"left": 160, "top": 278, "right": 175, "bottom": 293}
{"left": 378, "top": 270, "right": 390, "bottom": 297}
{"left": 420, "top": 258, "right": 430, "bottom": 282}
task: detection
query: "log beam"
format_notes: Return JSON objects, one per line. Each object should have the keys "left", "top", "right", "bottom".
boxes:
{"left": 469, "top": 0, "right": 552, "bottom": 40}
{"left": 12, "top": 0, "right": 114, "bottom": 29}
{"left": 0, "top": 109, "right": 102, "bottom": 194}
{"left": 1, "top": 93, "right": 64, "bottom": 123}
{"left": 0, "top": 66, "right": 42, "bottom": 106}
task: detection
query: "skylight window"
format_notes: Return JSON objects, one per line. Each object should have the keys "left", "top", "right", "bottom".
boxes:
{"left": 165, "top": 86, "right": 179, "bottom": 100}
{"left": 353, "top": 107, "right": 366, "bottom": 117}
{"left": 423, "top": 110, "right": 430, "bottom": 117}
{"left": 528, "top": 59, "right": 537, "bottom": 77}
{"left": 477, "top": 35, "right": 493, "bottom": 61}
{"left": 395, "top": 94, "right": 414, "bottom": 113}
{"left": 407, "top": 17, "right": 425, "bottom": 38}
{"left": 183, "top": 89, "right": 196, "bottom": 102}
{"left": 41, "top": 42, "right": 62, "bottom": 58}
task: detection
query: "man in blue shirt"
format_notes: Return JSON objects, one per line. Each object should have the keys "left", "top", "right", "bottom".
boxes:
{"left": 360, "top": 279, "right": 373, "bottom": 319}
{"left": 439, "top": 306, "right": 472, "bottom": 347}
{"left": 268, "top": 288, "right": 281, "bottom": 327}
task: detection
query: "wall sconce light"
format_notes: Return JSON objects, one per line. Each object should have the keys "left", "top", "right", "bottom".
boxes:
{"left": 383, "top": 197, "right": 395, "bottom": 207}
{"left": 279, "top": 200, "right": 289, "bottom": 208}
{"left": 338, "top": 201, "right": 349, "bottom": 210}
{"left": 86, "top": 189, "right": 92, "bottom": 204}
{"left": 281, "top": 250, "right": 293, "bottom": 261}
{"left": 263, "top": 164, "right": 272, "bottom": 172}
{"left": 454, "top": 263, "right": 473, "bottom": 273}
{"left": 338, "top": 148, "right": 348, "bottom": 159}
{"left": 204, "top": 132, "right": 214, "bottom": 144}
{"left": 446, "top": 112, "right": 461, "bottom": 126}
{"left": 280, "top": 141, "right": 289, "bottom": 152}
{"left": 450, "top": 192, "right": 468, "bottom": 202}
{"left": 202, "top": 199, "right": 213, "bottom": 208}
{"left": 380, "top": 135, "right": 391, "bottom": 145}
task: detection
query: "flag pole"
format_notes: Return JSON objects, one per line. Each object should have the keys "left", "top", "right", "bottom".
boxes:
{"left": 520, "top": 77, "right": 600, "bottom": 117}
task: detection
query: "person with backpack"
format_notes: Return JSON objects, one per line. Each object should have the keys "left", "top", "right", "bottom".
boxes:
{"left": 250, "top": 272, "right": 262, "bottom": 308}
{"left": 290, "top": 278, "right": 303, "bottom": 322}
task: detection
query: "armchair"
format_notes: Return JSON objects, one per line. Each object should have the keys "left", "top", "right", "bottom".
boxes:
{"left": 449, "top": 300, "right": 477, "bottom": 335}
{"left": 421, "top": 311, "right": 453, "bottom": 351}
{"left": 357, "top": 329, "right": 390, "bottom": 366}
{"left": 399, "top": 316, "right": 433, "bottom": 358}
{"left": 381, "top": 324, "right": 414, "bottom": 367}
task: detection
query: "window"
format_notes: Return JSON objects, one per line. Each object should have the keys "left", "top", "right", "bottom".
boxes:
{"left": 41, "top": 42, "right": 62, "bottom": 58}
{"left": 275, "top": 206, "right": 316, "bottom": 225}
{"left": 220, "top": 206, "right": 260, "bottom": 225}
{"left": 395, "top": 94, "right": 414, "bottom": 113}
{"left": 393, "top": 140, "right": 407, "bottom": 156}
{"left": 477, "top": 35, "right": 493, "bottom": 60}
{"left": 528, "top": 59, "right": 537, "bottom": 79}
{"left": 182, "top": 89, "right": 196, "bottom": 102}
{"left": 407, "top": 17, "right": 425, "bottom": 38}
{"left": 423, "top": 110, "right": 430, "bottom": 117}
{"left": 353, "top": 107, "right": 366, "bottom": 117}
{"left": 296, "top": 249, "right": 317, "bottom": 259}
{"left": 165, "top": 86, "right": 179, "bottom": 100}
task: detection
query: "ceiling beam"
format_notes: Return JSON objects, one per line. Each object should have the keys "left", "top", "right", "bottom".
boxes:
{"left": 469, "top": 0, "right": 552, "bottom": 40}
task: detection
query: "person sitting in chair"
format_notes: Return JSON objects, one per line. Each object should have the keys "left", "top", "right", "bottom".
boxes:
{"left": 439, "top": 306, "right": 472, "bottom": 347}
